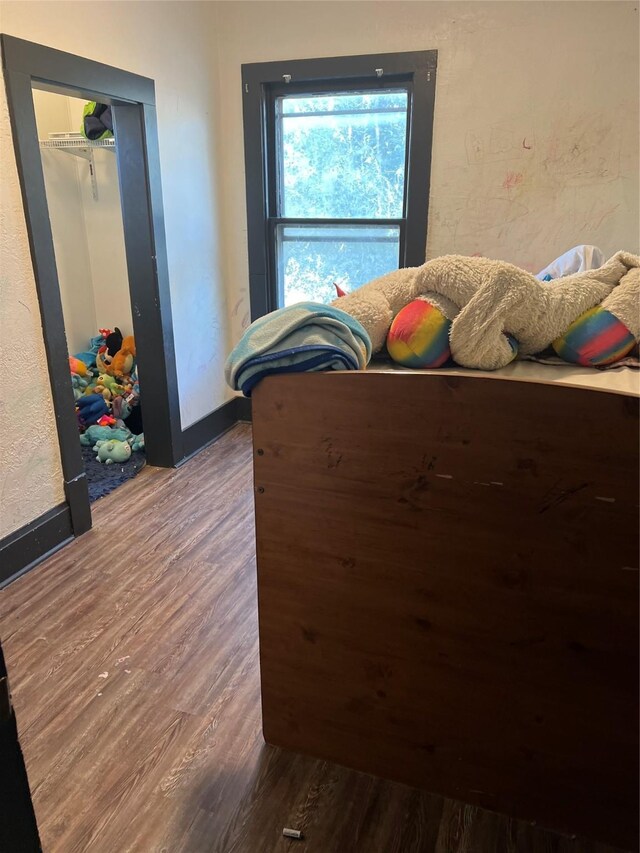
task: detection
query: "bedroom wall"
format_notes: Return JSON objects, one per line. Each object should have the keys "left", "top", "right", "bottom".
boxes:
{"left": 0, "top": 0, "right": 228, "bottom": 538}
{"left": 32, "top": 90, "right": 98, "bottom": 357}
{"left": 0, "top": 77, "right": 66, "bottom": 537}
{"left": 214, "top": 0, "right": 640, "bottom": 349}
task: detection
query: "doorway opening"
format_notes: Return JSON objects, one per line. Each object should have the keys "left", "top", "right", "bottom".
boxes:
{"left": 2, "top": 35, "right": 183, "bottom": 539}
{"left": 33, "top": 89, "right": 146, "bottom": 502}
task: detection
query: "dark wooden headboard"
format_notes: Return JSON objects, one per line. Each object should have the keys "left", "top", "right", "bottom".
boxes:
{"left": 251, "top": 371, "right": 639, "bottom": 849}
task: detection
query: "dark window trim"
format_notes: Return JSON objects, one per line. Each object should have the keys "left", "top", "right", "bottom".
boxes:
{"left": 241, "top": 50, "right": 437, "bottom": 320}
{"left": 1, "top": 34, "right": 183, "bottom": 540}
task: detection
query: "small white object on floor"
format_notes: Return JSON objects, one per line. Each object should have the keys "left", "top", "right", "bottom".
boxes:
{"left": 282, "top": 828, "right": 303, "bottom": 839}
{"left": 98, "top": 672, "right": 108, "bottom": 679}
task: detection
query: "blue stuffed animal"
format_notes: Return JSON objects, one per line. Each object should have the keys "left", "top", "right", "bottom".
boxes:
{"left": 76, "top": 393, "right": 109, "bottom": 426}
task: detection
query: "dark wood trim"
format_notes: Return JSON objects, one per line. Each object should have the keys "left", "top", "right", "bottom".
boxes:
{"left": 179, "top": 399, "right": 243, "bottom": 463}
{"left": 0, "top": 505, "right": 72, "bottom": 588}
{"left": 241, "top": 50, "right": 437, "bottom": 320}
{"left": 64, "top": 473, "right": 91, "bottom": 535}
{"left": 242, "top": 50, "right": 437, "bottom": 87}
{"left": 242, "top": 87, "right": 270, "bottom": 320}
{"left": 404, "top": 64, "right": 436, "bottom": 266}
{"left": 236, "top": 397, "right": 252, "bottom": 422}
{"left": 1, "top": 34, "right": 154, "bottom": 104}
{"left": 2, "top": 62, "right": 91, "bottom": 537}
{"left": 113, "top": 104, "right": 183, "bottom": 466}
{"left": 140, "top": 103, "right": 183, "bottom": 462}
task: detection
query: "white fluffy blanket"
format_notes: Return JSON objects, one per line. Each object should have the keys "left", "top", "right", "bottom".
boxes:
{"left": 332, "top": 251, "right": 640, "bottom": 370}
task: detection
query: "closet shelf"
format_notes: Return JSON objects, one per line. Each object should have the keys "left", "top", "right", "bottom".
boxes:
{"left": 39, "top": 136, "right": 115, "bottom": 151}
{"left": 39, "top": 136, "right": 115, "bottom": 201}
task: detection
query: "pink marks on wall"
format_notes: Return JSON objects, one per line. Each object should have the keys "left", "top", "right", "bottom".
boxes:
{"left": 503, "top": 171, "right": 524, "bottom": 190}
{"left": 542, "top": 116, "right": 621, "bottom": 185}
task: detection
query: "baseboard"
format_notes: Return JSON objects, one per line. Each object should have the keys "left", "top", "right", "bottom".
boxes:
{"left": 0, "top": 399, "right": 251, "bottom": 585}
{"left": 0, "top": 504, "right": 73, "bottom": 588}
{"left": 236, "top": 396, "right": 252, "bottom": 422}
{"left": 179, "top": 398, "right": 243, "bottom": 464}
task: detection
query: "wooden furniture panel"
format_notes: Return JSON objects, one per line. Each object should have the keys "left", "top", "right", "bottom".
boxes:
{"left": 251, "top": 372, "right": 639, "bottom": 850}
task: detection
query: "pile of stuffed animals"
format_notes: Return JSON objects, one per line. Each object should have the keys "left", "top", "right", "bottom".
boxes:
{"left": 69, "top": 327, "right": 144, "bottom": 465}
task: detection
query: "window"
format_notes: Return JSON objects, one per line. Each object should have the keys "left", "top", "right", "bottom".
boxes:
{"left": 242, "top": 51, "right": 437, "bottom": 318}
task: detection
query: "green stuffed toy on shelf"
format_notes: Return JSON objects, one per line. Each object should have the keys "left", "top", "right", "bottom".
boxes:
{"left": 81, "top": 102, "right": 114, "bottom": 141}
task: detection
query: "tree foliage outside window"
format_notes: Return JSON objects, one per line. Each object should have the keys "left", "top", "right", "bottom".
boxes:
{"left": 276, "top": 90, "right": 408, "bottom": 305}
{"left": 277, "top": 225, "right": 401, "bottom": 304}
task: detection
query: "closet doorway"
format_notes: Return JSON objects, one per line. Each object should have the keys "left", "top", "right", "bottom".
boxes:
{"left": 3, "top": 35, "right": 183, "bottom": 537}
{"left": 34, "top": 90, "right": 147, "bottom": 503}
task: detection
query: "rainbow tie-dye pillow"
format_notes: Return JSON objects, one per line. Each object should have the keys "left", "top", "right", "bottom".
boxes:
{"left": 386, "top": 299, "right": 452, "bottom": 368}
{"left": 552, "top": 307, "right": 636, "bottom": 367}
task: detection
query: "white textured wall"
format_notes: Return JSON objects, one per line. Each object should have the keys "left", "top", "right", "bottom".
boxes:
{"left": 214, "top": 0, "right": 640, "bottom": 348}
{"left": 0, "top": 83, "right": 65, "bottom": 537}
{"left": 79, "top": 149, "right": 133, "bottom": 338}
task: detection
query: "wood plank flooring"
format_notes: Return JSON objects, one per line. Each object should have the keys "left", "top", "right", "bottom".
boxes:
{"left": 0, "top": 425, "right": 629, "bottom": 853}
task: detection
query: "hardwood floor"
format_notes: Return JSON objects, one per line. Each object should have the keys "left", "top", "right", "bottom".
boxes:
{"left": 0, "top": 425, "right": 629, "bottom": 853}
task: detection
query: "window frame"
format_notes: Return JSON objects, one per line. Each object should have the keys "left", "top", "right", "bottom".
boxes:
{"left": 241, "top": 50, "right": 438, "bottom": 319}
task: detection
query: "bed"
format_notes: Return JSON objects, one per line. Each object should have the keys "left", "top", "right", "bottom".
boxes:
{"left": 250, "top": 362, "right": 639, "bottom": 849}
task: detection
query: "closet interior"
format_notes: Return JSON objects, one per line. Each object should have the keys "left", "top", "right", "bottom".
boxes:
{"left": 34, "top": 89, "right": 146, "bottom": 502}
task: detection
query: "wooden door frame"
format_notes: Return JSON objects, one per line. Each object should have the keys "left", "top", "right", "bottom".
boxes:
{"left": 1, "top": 35, "right": 183, "bottom": 538}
